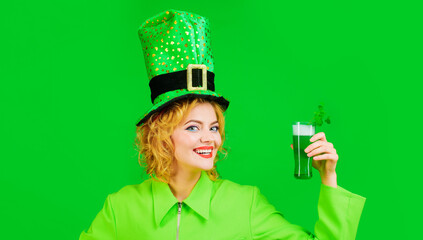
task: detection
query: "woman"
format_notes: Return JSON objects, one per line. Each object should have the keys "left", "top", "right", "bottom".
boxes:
{"left": 79, "top": 9, "right": 365, "bottom": 240}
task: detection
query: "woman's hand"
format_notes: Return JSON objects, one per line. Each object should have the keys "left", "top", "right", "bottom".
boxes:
{"left": 290, "top": 132, "right": 338, "bottom": 188}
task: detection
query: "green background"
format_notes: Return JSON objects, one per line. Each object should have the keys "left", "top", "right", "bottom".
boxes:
{"left": 1, "top": 0, "right": 421, "bottom": 239}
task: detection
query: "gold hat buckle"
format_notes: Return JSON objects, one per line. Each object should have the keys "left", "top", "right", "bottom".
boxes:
{"left": 187, "top": 64, "right": 207, "bottom": 91}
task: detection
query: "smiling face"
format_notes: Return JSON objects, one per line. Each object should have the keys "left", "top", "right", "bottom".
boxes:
{"left": 170, "top": 102, "right": 222, "bottom": 175}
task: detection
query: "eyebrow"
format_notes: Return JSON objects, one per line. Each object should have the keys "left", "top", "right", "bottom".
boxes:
{"left": 184, "top": 120, "right": 218, "bottom": 126}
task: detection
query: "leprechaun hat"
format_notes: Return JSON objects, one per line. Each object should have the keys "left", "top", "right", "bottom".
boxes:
{"left": 136, "top": 9, "right": 229, "bottom": 126}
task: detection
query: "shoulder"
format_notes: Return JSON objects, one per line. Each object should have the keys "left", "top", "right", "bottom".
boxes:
{"left": 209, "top": 178, "right": 263, "bottom": 221}
{"left": 212, "top": 178, "right": 259, "bottom": 202}
{"left": 108, "top": 178, "right": 154, "bottom": 205}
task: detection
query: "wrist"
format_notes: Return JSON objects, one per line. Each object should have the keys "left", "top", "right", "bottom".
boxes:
{"left": 320, "top": 171, "right": 337, "bottom": 188}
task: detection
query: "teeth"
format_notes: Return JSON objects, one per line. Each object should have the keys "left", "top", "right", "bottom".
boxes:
{"left": 195, "top": 149, "right": 212, "bottom": 154}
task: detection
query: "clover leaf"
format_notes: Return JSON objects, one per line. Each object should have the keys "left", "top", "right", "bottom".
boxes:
{"left": 310, "top": 103, "right": 331, "bottom": 127}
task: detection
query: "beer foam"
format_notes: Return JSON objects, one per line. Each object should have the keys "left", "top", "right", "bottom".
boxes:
{"left": 292, "top": 124, "right": 315, "bottom": 136}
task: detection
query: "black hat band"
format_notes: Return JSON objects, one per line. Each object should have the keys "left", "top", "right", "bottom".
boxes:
{"left": 149, "top": 69, "right": 215, "bottom": 103}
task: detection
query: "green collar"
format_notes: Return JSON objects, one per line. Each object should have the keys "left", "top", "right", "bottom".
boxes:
{"left": 152, "top": 171, "right": 213, "bottom": 226}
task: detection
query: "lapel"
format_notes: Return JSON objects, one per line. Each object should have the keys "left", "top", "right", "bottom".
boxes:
{"left": 152, "top": 171, "right": 213, "bottom": 227}
{"left": 183, "top": 171, "right": 212, "bottom": 220}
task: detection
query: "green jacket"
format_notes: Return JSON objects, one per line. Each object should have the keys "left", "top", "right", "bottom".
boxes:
{"left": 80, "top": 171, "right": 366, "bottom": 240}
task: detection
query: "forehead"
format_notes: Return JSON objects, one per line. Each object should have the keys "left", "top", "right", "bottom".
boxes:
{"left": 181, "top": 102, "right": 217, "bottom": 123}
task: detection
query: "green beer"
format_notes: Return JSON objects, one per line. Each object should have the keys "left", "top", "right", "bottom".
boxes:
{"left": 292, "top": 122, "right": 315, "bottom": 179}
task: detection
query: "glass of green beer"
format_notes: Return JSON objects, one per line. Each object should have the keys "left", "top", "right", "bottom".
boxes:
{"left": 292, "top": 122, "right": 315, "bottom": 179}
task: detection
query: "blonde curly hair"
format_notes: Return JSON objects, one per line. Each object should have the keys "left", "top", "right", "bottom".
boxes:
{"left": 135, "top": 98, "right": 227, "bottom": 183}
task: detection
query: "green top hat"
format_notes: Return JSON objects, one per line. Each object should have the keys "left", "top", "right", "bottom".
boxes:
{"left": 136, "top": 9, "right": 229, "bottom": 126}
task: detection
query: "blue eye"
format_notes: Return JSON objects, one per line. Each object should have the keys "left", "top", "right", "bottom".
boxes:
{"left": 186, "top": 126, "right": 199, "bottom": 132}
{"left": 211, "top": 126, "right": 219, "bottom": 132}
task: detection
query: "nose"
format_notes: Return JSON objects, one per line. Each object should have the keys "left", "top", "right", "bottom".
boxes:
{"left": 200, "top": 130, "right": 213, "bottom": 143}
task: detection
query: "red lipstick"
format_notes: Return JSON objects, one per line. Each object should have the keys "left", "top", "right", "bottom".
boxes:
{"left": 193, "top": 146, "right": 214, "bottom": 158}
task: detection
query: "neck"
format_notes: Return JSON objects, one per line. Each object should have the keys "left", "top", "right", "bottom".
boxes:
{"left": 169, "top": 169, "right": 202, "bottom": 202}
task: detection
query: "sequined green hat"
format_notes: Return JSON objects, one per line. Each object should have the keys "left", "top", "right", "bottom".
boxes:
{"left": 136, "top": 9, "right": 229, "bottom": 126}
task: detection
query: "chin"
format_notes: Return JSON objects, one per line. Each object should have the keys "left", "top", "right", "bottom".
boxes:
{"left": 199, "top": 161, "right": 214, "bottom": 171}
{"left": 196, "top": 158, "right": 215, "bottom": 171}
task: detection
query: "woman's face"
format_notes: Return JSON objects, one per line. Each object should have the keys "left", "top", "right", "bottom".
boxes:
{"left": 171, "top": 102, "right": 222, "bottom": 174}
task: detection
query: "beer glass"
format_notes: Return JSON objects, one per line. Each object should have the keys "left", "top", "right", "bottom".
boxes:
{"left": 292, "top": 122, "right": 315, "bottom": 179}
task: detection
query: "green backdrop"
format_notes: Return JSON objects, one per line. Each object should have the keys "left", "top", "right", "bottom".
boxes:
{"left": 1, "top": 0, "right": 421, "bottom": 239}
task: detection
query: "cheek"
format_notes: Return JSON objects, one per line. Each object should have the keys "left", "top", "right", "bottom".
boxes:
{"left": 215, "top": 134, "right": 222, "bottom": 149}
{"left": 173, "top": 132, "right": 198, "bottom": 151}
